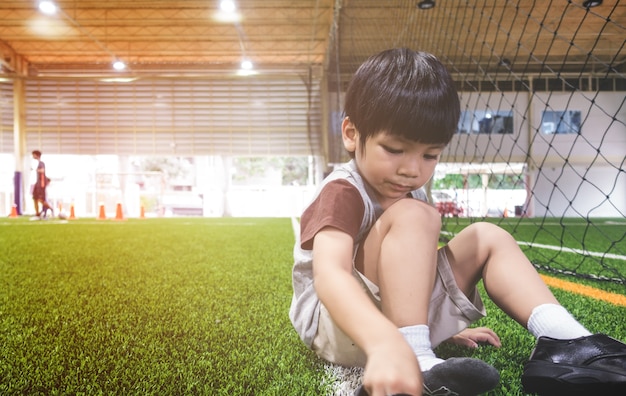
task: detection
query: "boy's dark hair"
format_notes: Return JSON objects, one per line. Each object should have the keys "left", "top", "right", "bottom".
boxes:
{"left": 32, "top": 150, "right": 42, "bottom": 158}
{"left": 343, "top": 48, "right": 460, "bottom": 154}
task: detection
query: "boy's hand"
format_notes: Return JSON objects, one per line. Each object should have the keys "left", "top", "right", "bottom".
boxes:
{"left": 446, "top": 327, "right": 501, "bottom": 348}
{"left": 361, "top": 337, "right": 422, "bottom": 396}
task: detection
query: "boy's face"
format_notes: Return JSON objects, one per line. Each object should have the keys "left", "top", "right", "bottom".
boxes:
{"left": 342, "top": 118, "right": 444, "bottom": 209}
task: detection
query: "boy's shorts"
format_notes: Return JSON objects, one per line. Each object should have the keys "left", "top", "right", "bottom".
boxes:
{"left": 311, "top": 247, "right": 486, "bottom": 367}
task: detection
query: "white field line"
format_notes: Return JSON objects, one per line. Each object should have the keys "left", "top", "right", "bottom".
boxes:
{"left": 324, "top": 365, "right": 364, "bottom": 396}
{"left": 441, "top": 231, "right": 626, "bottom": 261}
{"left": 517, "top": 241, "right": 626, "bottom": 261}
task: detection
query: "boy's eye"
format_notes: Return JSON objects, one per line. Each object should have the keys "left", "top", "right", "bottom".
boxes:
{"left": 382, "top": 145, "right": 403, "bottom": 154}
{"left": 424, "top": 154, "right": 440, "bottom": 160}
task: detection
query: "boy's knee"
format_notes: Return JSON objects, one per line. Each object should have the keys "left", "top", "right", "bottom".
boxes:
{"left": 466, "top": 222, "right": 515, "bottom": 245}
{"left": 384, "top": 198, "right": 442, "bottom": 232}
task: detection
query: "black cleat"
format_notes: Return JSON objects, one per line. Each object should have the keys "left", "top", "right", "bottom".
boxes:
{"left": 353, "top": 357, "right": 499, "bottom": 396}
{"left": 521, "top": 333, "right": 626, "bottom": 395}
{"left": 422, "top": 358, "right": 499, "bottom": 396}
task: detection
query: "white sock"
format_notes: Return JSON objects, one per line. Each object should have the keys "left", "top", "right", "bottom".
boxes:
{"left": 527, "top": 303, "right": 592, "bottom": 340}
{"left": 398, "top": 324, "right": 444, "bottom": 371}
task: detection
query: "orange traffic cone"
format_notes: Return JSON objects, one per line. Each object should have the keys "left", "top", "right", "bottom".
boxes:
{"left": 115, "top": 202, "right": 124, "bottom": 221}
{"left": 10, "top": 204, "right": 18, "bottom": 218}
{"left": 69, "top": 204, "right": 76, "bottom": 219}
{"left": 140, "top": 204, "right": 145, "bottom": 219}
{"left": 98, "top": 203, "right": 106, "bottom": 220}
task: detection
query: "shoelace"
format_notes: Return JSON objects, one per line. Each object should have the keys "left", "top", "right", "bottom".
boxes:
{"left": 422, "top": 384, "right": 460, "bottom": 396}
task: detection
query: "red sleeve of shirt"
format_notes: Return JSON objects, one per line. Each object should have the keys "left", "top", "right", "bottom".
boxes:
{"left": 300, "top": 179, "right": 365, "bottom": 250}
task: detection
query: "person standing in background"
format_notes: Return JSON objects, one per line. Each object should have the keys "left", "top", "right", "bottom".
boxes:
{"left": 31, "top": 150, "right": 53, "bottom": 218}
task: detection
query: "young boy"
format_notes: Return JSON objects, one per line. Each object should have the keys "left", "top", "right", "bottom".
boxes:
{"left": 289, "top": 48, "right": 626, "bottom": 396}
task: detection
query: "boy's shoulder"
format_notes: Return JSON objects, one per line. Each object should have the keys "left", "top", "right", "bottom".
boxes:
{"left": 314, "top": 161, "right": 371, "bottom": 207}
{"left": 321, "top": 160, "right": 364, "bottom": 188}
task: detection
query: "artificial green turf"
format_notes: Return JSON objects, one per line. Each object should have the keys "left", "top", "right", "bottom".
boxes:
{"left": 1, "top": 217, "right": 624, "bottom": 395}
{"left": 1, "top": 218, "right": 327, "bottom": 395}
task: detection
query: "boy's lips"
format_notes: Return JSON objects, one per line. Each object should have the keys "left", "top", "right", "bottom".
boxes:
{"left": 388, "top": 182, "right": 413, "bottom": 192}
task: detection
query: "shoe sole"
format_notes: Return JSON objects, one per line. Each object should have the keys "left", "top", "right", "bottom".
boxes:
{"left": 522, "top": 360, "right": 626, "bottom": 395}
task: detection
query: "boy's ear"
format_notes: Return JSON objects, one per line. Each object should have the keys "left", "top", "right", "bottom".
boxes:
{"left": 341, "top": 117, "right": 358, "bottom": 153}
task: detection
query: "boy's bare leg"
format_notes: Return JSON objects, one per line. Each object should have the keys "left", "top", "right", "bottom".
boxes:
{"left": 444, "top": 221, "right": 559, "bottom": 326}
{"left": 357, "top": 198, "right": 440, "bottom": 327}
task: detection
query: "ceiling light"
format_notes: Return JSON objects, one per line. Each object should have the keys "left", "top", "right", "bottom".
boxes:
{"left": 237, "top": 59, "right": 256, "bottom": 76}
{"left": 241, "top": 59, "right": 253, "bottom": 70}
{"left": 38, "top": 0, "right": 58, "bottom": 15}
{"left": 417, "top": 0, "right": 435, "bottom": 10}
{"left": 214, "top": 1, "right": 241, "bottom": 23}
{"left": 100, "top": 77, "right": 138, "bottom": 83}
{"left": 113, "top": 60, "right": 127, "bottom": 71}
{"left": 220, "top": 0, "right": 237, "bottom": 13}
{"left": 237, "top": 69, "right": 257, "bottom": 76}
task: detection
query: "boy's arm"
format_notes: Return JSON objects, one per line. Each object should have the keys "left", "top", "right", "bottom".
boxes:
{"left": 312, "top": 227, "right": 422, "bottom": 396}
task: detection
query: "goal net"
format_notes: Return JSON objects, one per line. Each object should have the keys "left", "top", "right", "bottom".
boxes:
{"left": 325, "top": 1, "right": 625, "bottom": 285}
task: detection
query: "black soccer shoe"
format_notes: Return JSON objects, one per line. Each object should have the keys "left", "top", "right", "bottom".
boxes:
{"left": 521, "top": 333, "right": 626, "bottom": 395}
{"left": 353, "top": 358, "right": 499, "bottom": 396}
{"left": 421, "top": 358, "right": 500, "bottom": 396}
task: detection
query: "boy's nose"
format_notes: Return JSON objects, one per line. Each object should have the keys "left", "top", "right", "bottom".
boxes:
{"left": 398, "top": 158, "right": 421, "bottom": 178}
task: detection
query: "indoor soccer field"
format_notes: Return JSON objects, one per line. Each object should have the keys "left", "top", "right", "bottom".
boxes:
{"left": 1, "top": 1, "right": 625, "bottom": 395}
{"left": 1, "top": 217, "right": 624, "bottom": 395}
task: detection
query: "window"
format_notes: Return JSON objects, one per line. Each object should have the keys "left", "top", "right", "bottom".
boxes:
{"left": 540, "top": 110, "right": 581, "bottom": 134}
{"left": 457, "top": 110, "right": 514, "bottom": 134}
